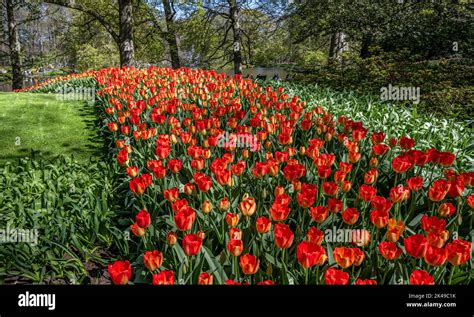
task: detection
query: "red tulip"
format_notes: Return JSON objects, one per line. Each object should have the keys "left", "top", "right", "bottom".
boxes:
{"left": 152, "top": 270, "right": 175, "bottom": 285}
{"left": 371, "top": 131, "right": 385, "bottom": 144}
{"left": 306, "top": 227, "right": 324, "bottom": 245}
{"left": 438, "top": 202, "right": 456, "bottom": 217}
{"left": 297, "top": 183, "right": 317, "bottom": 208}
{"left": 424, "top": 246, "right": 447, "bottom": 266}
{"left": 372, "top": 144, "right": 389, "bottom": 156}
{"left": 317, "top": 166, "right": 331, "bottom": 179}
{"left": 428, "top": 179, "right": 450, "bottom": 202}
{"left": 239, "top": 254, "right": 260, "bottom": 275}
{"left": 126, "top": 166, "right": 138, "bottom": 178}
{"left": 409, "top": 270, "right": 434, "bottom": 285}
{"left": 421, "top": 215, "right": 446, "bottom": 233}
{"left": 370, "top": 210, "right": 389, "bottom": 229}
{"left": 174, "top": 207, "right": 196, "bottom": 231}
{"left": 182, "top": 233, "right": 202, "bottom": 256}
{"left": 364, "top": 168, "right": 378, "bottom": 184}
{"left": 108, "top": 260, "right": 132, "bottom": 285}
{"left": 324, "top": 268, "right": 349, "bottom": 285}
{"left": 153, "top": 165, "right": 167, "bottom": 179}
{"left": 167, "top": 159, "right": 182, "bottom": 173}
{"left": 129, "top": 174, "right": 152, "bottom": 195}
{"left": 310, "top": 206, "right": 329, "bottom": 223}
{"left": 392, "top": 155, "right": 413, "bottom": 173}
{"left": 370, "top": 196, "right": 392, "bottom": 212}
{"left": 172, "top": 199, "right": 189, "bottom": 213}
{"left": 404, "top": 234, "right": 428, "bottom": 258}
{"left": 163, "top": 187, "right": 179, "bottom": 202}
{"left": 296, "top": 241, "right": 327, "bottom": 268}
{"left": 447, "top": 178, "right": 464, "bottom": 198}
{"left": 136, "top": 210, "right": 151, "bottom": 228}
{"left": 334, "top": 247, "right": 355, "bottom": 268}
{"left": 274, "top": 223, "right": 294, "bottom": 249}
{"left": 355, "top": 279, "right": 377, "bottom": 285}
{"left": 256, "top": 216, "right": 272, "bottom": 234}
{"left": 378, "top": 241, "right": 402, "bottom": 260}
{"left": 269, "top": 202, "right": 291, "bottom": 222}
{"left": 342, "top": 207, "right": 359, "bottom": 225}
{"left": 436, "top": 152, "right": 455, "bottom": 167}
{"left": 239, "top": 195, "right": 257, "bottom": 217}
{"left": 327, "top": 198, "right": 343, "bottom": 213}
{"left": 445, "top": 239, "right": 471, "bottom": 265}
{"left": 406, "top": 176, "right": 423, "bottom": 191}
{"left": 283, "top": 163, "right": 306, "bottom": 182}
{"left": 194, "top": 172, "right": 212, "bottom": 192}
{"left": 130, "top": 223, "right": 145, "bottom": 237}
{"left": 227, "top": 239, "right": 244, "bottom": 257}
{"left": 143, "top": 250, "right": 163, "bottom": 271}
{"left": 389, "top": 185, "right": 410, "bottom": 203}
{"left": 399, "top": 136, "right": 415, "bottom": 150}
{"left": 252, "top": 161, "right": 269, "bottom": 178}
{"left": 198, "top": 272, "right": 213, "bottom": 285}
{"left": 229, "top": 228, "right": 242, "bottom": 240}
{"left": 339, "top": 162, "right": 353, "bottom": 174}
{"left": 359, "top": 184, "right": 376, "bottom": 202}
{"left": 322, "top": 182, "right": 339, "bottom": 197}
{"left": 257, "top": 280, "right": 275, "bottom": 285}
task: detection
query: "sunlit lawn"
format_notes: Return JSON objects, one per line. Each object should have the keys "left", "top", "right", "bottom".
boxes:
{"left": 0, "top": 92, "right": 102, "bottom": 164}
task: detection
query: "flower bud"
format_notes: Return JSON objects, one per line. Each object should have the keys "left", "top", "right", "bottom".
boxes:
{"left": 201, "top": 200, "right": 213, "bottom": 214}
{"left": 167, "top": 231, "right": 178, "bottom": 245}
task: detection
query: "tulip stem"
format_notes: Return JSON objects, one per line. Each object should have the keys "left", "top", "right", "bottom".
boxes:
{"left": 234, "top": 256, "right": 239, "bottom": 279}
{"left": 189, "top": 257, "right": 193, "bottom": 272}
{"left": 171, "top": 246, "right": 178, "bottom": 269}
{"left": 304, "top": 268, "right": 309, "bottom": 285}
{"left": 448, "top": 266, "right": 455, "bottom": 285}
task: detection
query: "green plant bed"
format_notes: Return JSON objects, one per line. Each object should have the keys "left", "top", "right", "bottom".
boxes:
{"left": 293, "top": 56, "right": 474, "bottom": 121}
{"left": 0, "top": 92, "right": 102, "bottom": 165}
{"left": 0, "top": 157, "right": 128, "bottom": 284}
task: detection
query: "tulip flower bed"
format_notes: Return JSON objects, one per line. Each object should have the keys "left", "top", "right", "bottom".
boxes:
{"left": 27, "top": 67, "right": 473, "bottom": 285}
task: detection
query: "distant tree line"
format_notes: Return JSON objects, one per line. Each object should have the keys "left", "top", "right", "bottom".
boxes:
{"left": 1, "top": 0, "right": 472, "bottom": 89}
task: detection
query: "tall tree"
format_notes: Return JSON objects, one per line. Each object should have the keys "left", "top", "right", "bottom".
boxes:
{"left": 328, "top": 32, "right": 348, "bottom": 62}
{"left": 5, "top": 0, "right": 23, "bottom": 89}
{"left": 162, "top": 0, "right": 180, "bottom": 68}
{"left": 118, "top": 0, "right": 135, "bottom": 66}
{"left": 228, "top": 0, "right": 242, "bottom": 74}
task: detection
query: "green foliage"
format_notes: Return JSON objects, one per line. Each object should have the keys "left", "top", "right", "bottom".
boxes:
{"left": 0, "top": 156, "right": 127, "bottom": 284}
{"left": 290, "top": 0, "right": 473, "bottom": 59}
{"left": 294, "top": 53, "right": 474, "bottom": 121}
{"left": 75, "top": 44, "right": 119, "bottom": 71}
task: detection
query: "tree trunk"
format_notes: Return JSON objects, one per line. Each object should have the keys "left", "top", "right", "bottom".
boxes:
{"left": 163, "top": 0, "right": 180, "bottom": 68}
{"left": 118, "top": 0, "right": 135, "bottom": 67}
{"left": 329, "top": 33, "right": 337, "bottom": 61}
{"left": 6, "top": 0, "right": 23, "bottom": 90}
{"left": 328, "top": 32, "right": 348, "bottom": 63}
{"left": 229, "top": 0, "right": 242, "bottom": 74}
{"left": 360, "top": 33, "right": 372, "bottom": 58}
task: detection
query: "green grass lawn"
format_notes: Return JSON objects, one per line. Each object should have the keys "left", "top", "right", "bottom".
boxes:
{"left": 0, "top": 92, "right": 102, "bottom": 164}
